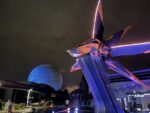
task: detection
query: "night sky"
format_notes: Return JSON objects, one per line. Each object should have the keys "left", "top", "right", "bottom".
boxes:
{"left": 0, "top": 0, "right": 150, "bottom": 87}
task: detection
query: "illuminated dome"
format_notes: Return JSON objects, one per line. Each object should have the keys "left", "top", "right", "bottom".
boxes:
{"left": 28, "top": 64, "right": 62, "bottom": 90}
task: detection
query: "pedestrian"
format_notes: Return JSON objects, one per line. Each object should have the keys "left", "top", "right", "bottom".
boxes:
{"left": 5, "top": 99, "right": 13, "bottom": 113}
{"left": 8, "top": 102, "right": 13, "bottom": 113}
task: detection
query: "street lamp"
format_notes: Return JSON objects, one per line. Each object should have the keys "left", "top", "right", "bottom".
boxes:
{"left": 26, "top": 88, "right": 33, "bottom": 106}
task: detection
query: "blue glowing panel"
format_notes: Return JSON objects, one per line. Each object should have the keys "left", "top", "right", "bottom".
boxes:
{"left": 28, "top": 64, "right": 62, "bottom": 90}
{"left": 111, "top": 42, "right": 150, "bottom": 57}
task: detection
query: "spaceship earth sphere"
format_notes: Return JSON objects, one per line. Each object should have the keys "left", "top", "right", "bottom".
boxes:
{"left": 28, "top": 64, "right": 63, "bottom": 90}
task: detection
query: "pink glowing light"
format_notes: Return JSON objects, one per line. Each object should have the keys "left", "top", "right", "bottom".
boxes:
{"left": 144, "top": 49, "right": 150, "bottom": 54}
{"left": 92, "top": 0, "right": 101, "bottom": 39}
{"left": 111, "top": 42, "right": 150, "bottom": 48}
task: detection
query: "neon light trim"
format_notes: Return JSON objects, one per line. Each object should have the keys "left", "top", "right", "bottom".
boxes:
{"left": 92, "top": 0, "right": 101, "bottom": 39}
{"left": 112, "top": 42, "right": 150, "bottom": 48}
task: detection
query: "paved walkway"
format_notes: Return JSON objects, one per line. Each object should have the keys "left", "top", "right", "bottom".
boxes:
{"left": 0, "top": 106, "right": 48, "bottom": 113}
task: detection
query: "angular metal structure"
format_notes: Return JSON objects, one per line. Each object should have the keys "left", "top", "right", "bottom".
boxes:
{"left": 78, "top": 54, "right": 124, "bottom": 113}
{"left": 67, "top": 0, "right": 150, "bottom": 112}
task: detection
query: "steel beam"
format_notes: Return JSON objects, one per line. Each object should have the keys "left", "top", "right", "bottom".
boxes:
{"left": 78, "top": 54, "right": 125, "bottom": 113}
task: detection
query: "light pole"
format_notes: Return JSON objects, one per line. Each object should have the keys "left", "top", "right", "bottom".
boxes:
{"left": 26, "top": 89, "right": 32, "bottom": 106}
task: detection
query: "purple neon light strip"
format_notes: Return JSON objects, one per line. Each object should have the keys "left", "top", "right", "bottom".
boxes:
{"left": 110, "top": 42, "right": 150, "bottom": 57}
{"left": 110, "top": 68, "right": 150, "bottom": 77}
{"left": 112, "top": 42, "right": 150, "bottom": 48}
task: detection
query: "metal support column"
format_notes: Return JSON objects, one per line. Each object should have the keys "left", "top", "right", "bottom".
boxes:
{"left": 78, "top": 54, "right": 125, "bottom": 113}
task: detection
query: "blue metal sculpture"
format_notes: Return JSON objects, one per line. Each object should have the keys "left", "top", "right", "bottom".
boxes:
{"left": 67, "top": 0, "right": 150, "bottom": 112}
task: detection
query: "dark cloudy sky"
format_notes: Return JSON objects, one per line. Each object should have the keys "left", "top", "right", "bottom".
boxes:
{"left": 0, "top": 0, "right": 150, "bottom": 87}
